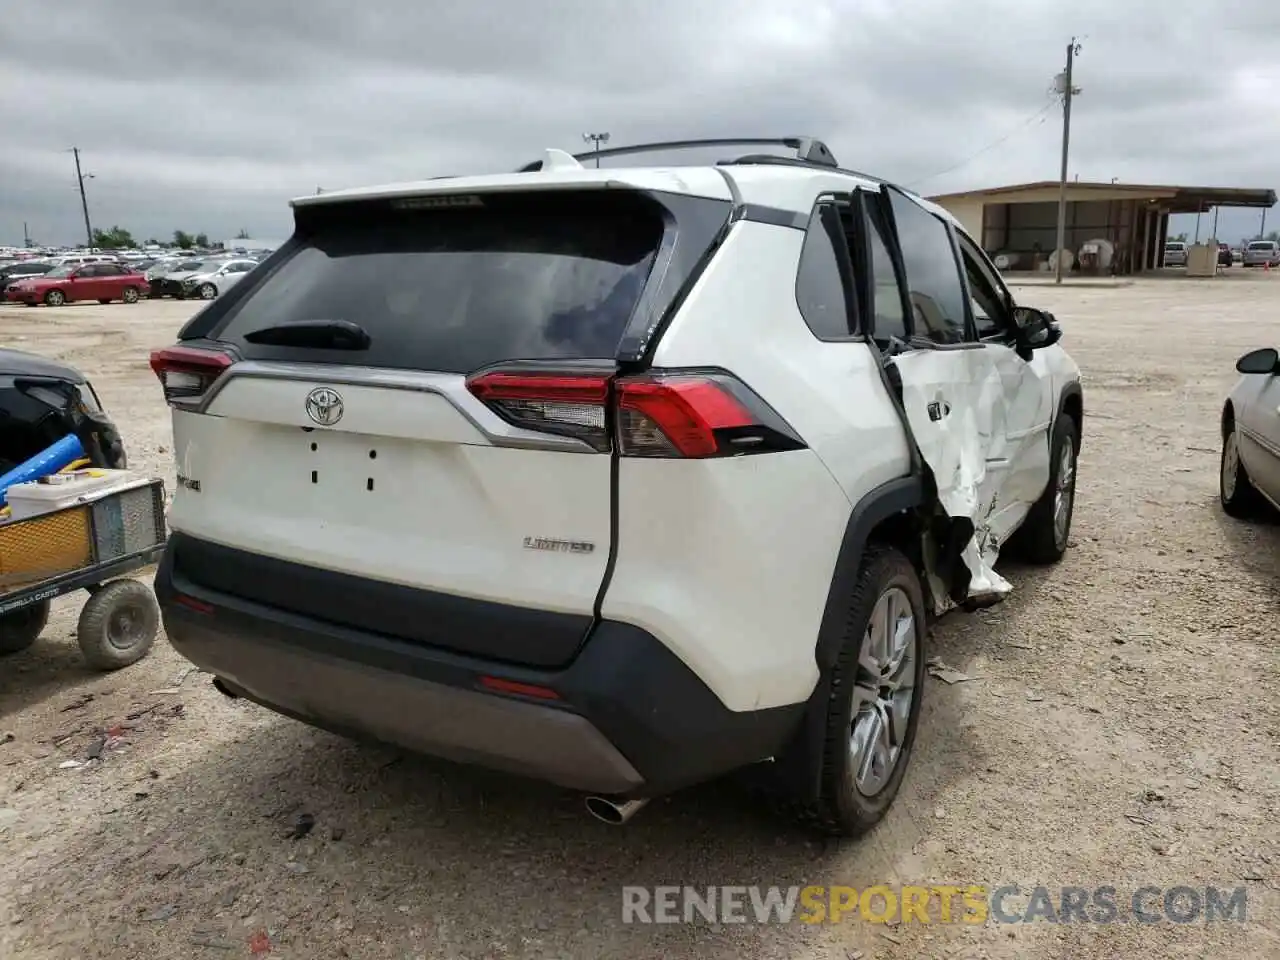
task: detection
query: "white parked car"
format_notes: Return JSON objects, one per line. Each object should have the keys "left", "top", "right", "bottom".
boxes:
{"left": 176, "top": 259, "right": 258, "bottom": 300}
{"left": 1220, "top": 346, "right": 1280, "bottom": 517}
{"left": 149, "top": 137, "right": 1083, "bottom": 836}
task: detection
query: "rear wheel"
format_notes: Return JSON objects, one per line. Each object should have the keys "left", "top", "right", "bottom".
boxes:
{"left": 121, "top": 286, "right": 140, "bottom": 304}
{"left": 198, "top": 283, "right": 217, "bottom": 300}
{"left": 44, "top": 289, "right": 65, "bottom": 307}
{"left": 0, "top": 601, "right": 49, "bottom": 655}
{"left": 786, "top": 547, "right": 926, "bottom": 837}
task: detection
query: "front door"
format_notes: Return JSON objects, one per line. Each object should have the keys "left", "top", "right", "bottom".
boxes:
{"left": 952, "top": 231, "right": 1054, "bottom": 545}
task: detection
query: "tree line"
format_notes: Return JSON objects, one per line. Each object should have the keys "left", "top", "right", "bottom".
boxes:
{"left": 88, "top": 226, "right": 253, "bottom": 250}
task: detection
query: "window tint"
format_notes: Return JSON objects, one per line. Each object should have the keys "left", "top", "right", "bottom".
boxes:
{"left": 1247, "top": 241, "right": 1275, "bottom": 251}
{"left": 97, "top": 264, "right": 123, "bottom": 276}
{"left": 215, "top": 191, "right": 664, "bottom": 373}
{"left": 864, "top": 209, "right": 907, "bottom": 343}
{"left": 795, "top": 203, "right": 855, "bottom": 339}
{"left": 888, "top": 193, "right": 969, "bottom": 345}
{"left": 956, "top": 234, "right": 1009, "bottom": 339}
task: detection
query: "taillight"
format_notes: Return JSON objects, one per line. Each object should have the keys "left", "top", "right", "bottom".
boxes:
{"left": 466, "top": 367, "right": 804, "bottom": 458}
{"left": 617, "top": 373, "right": 804, "bottom": 458}
{"left": 466, "top": 370, "right": 612, "bottom": 452}
{"left": 149, "top": 345, "right": 233, "bottom": 407}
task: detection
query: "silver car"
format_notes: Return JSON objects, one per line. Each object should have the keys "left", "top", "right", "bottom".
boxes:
{"left": 177, "top": 259, "right": 258, "bottom": 300}
{"left": 1163, "top": 241, "right": 1188, "bottom": 267}
{"left": 1241, "top": 240, "right": 1279, "bottom": 268}
{"left": 1220, "top": 347, "right": 1280, "bottom": 517}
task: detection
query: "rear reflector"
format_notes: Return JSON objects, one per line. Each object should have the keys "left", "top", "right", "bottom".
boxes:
{"left": 478, "top": 676, "right": 561, "bottom": 700}
{"left": 173, "top": 592, "right": 215, "bottom": 615}
{"left": 149, "top": 345, "right": 234, "bottom": 407}
{"left": 466, "top": 367, "right": 804, "bottom": 458}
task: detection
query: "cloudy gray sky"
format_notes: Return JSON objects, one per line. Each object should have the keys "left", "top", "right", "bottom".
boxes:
{"left": 2, "top": 1, "right": 1277, "bottom": 248}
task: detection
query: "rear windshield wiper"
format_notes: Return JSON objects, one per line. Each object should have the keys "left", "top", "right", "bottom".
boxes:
{"left": 242, "top": 319, "right": 371, "bottom": 350}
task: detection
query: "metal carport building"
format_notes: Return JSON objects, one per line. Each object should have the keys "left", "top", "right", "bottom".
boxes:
{"left": 928, "top": 180, "right": 1277, "bottom": 275}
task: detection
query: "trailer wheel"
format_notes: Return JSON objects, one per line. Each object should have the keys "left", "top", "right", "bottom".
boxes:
{"left": 0, "top": 600, "right": 50, "bottom": 655}
{"left": 77, "top": 580, "right": 159, "bottom": 670}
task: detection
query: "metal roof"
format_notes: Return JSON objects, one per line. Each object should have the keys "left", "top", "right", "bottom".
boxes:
{"left": 927, "top": 180, "right": 1277, "bottom": 212}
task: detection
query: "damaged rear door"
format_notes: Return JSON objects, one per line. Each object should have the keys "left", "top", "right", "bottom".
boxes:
{"left": 870, "top": 186, "right": 1051, "bottom": 603}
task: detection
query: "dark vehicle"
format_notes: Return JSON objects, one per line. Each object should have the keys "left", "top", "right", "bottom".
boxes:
{"left": 0, "top": 348, "right": 127, "bottom": 476}
{"left": 1219, "top": 243, "right": 1233, "bottom": 267}
{"left": 0, "top": 261, "right": 56, "bottom": 285}
{"left": 0, "top": 349, "right": 163, "bottom": 666}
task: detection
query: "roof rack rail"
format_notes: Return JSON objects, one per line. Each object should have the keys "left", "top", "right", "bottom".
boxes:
{"left": 517, "top": 137, "right": 838, "bottom": 173}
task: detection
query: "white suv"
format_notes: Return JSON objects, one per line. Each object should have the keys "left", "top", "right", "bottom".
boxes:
{"left": 151, "top": 137, "right": 1082, "bottom": 836}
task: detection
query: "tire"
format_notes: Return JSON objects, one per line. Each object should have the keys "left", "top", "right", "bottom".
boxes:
{"left": 76, "top": 579, "right": 160, "bottom": 670}
{"left": 0, "top": 600, "right": 49, "bottom": 656}
{"left": 1220, "top": 416, "right": 1267, "bottom": 519}
{"left": 121, "top": 286, "right": 140, "bottom": 304}
{"left": 198, "top": 283, "right": 217, "bottom": 300}
{"left": 1010, "top": 412, "right": 1079, "bottom": 564}
{"left": 44, "top": 289, "right": 66, "bottom": 307}
{"left": 786, "top": 546, "right": 927, "bottom": 837}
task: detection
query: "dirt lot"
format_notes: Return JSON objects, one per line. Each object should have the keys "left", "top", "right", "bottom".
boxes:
{"left": 1, "top": 275, "right": 1277, "bottom": 960}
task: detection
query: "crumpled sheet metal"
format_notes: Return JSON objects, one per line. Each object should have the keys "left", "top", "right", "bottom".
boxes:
{"left": 892, "top": 347, "right": 1051, "bottom": 605}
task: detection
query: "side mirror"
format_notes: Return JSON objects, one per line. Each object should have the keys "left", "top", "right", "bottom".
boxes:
{"left": 1012, "top": 306, "right": 1062, "bottom": 355}
{"left": 1235, "top": 347, "right": 1279, "bottom": 375}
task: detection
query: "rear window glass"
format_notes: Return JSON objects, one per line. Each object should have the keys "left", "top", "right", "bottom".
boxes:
{"left": 214, "top": 191, "right": 665, "bottom": 373}
{"left": 1247, "top": 241, "right": 1275, "bottom": 250}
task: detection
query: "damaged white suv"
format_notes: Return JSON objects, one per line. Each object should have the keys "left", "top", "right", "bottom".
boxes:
{"left": 151, "top": 137, "right": 1081, "bottom": 836}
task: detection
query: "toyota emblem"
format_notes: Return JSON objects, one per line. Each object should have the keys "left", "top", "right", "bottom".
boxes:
{"left": 305, "top": 387, "right": 344, "bottom": 426}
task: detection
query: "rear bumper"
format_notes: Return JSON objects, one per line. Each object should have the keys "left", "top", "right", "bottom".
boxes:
{"left": 156, "top": 535, "right": 804, "bottom": 797}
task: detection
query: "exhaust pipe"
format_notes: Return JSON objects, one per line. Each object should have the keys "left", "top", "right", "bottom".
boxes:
{"left": 585, "top": 796, "right": 649, "bottom": 825}
{"left": 211, "top": 676, "right": 240, "bottom": 699}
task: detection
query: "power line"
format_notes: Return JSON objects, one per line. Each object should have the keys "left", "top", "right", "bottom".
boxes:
{"left": 904, "top": 98, "right": 1057, "bottom": 189}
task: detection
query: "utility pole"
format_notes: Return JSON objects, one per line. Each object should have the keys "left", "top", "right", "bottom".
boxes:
{"left": 22, "top": 222, "right": 30, "bottom": 248}
{"left": 71, "top": 147, "right": 94, "bottom": 249}
{"left": 1260, "top": 207, "right": 1268, "bottom": 240}
{"left": 582, "top": 132, "right": 610, "bottom": 168}
{"left": 1053, "top": 39, "right": 1082, "bottom": 284}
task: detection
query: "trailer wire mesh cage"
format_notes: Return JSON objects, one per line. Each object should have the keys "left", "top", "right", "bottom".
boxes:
{"left": 0, "top": 479, "right": 166, "bottom": 591}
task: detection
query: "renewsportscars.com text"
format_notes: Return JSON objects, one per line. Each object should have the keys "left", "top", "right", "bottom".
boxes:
{"left": 621, "top": 884, "right": 1249, "bottom": 925}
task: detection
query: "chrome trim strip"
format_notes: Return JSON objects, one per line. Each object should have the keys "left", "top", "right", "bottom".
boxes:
{"left": 196, "top": 361, "right": 598, "bottom": 453}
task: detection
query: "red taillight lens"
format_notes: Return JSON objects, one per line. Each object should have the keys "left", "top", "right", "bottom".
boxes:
{"left": 466, "top": 370, "right": 612, "bottom": 451}
{"left": 616, "top": 377, "right": 754, "bottom": 458}
{"left": 466, "top": 367, "right": 805, "bottom": 459}
{"left": 149, "top": 345, "right": 233, "bottom": 407}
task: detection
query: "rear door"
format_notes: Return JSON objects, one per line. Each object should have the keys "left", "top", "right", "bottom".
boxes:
{"left": 162, "top": 189, "right": 670, "bottom": 667}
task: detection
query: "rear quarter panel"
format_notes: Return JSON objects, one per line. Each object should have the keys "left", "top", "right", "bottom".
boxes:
{"left": 602, "top": 221, "right": 912, "bottom": 713}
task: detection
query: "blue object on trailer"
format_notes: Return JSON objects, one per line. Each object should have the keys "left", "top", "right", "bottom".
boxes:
{"left": 0, "top": 434, "right": 85, "bottom": 507}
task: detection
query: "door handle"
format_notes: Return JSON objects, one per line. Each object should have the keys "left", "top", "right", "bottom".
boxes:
{"left": 928, "top": 400, "right": 951, "bottom": 422}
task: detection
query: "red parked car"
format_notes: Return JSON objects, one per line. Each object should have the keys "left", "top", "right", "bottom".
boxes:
{"left": 4, "top": 262, "right": 147, "bottom": 307}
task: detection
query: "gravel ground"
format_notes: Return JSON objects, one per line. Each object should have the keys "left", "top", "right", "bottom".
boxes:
{"left": 0, "top": 274, "right": 1277, "bottom": 960}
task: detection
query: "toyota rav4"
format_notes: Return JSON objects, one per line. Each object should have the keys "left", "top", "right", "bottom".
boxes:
{"left": 151, "top": 137, "right": 1082, "bottom": 836}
